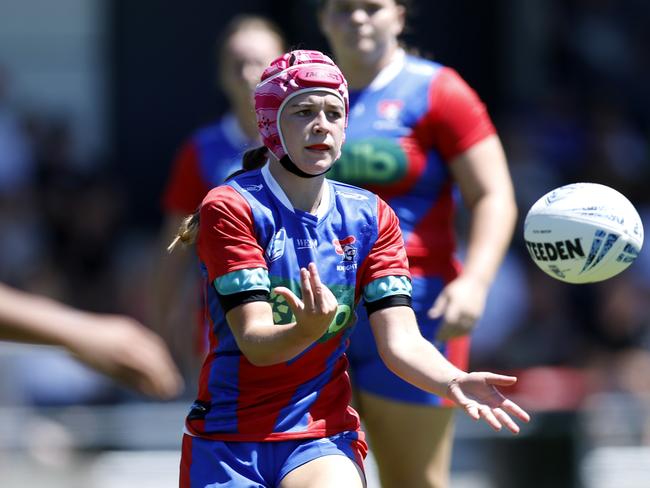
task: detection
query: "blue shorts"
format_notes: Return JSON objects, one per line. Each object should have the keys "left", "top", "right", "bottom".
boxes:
{"left": 347, "top": 275, "right": 468, "bottom": 406}
{"left": 180, "top": 431, "right": 366, "bottom": 487}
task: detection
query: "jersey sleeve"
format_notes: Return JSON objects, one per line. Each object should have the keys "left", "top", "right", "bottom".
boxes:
{"left": 414, "top": 67, "right": 496, "bottom": 162}
{"left": 196, "top": 186, "right": 267, "bottom": 283}
{"left": 162, "top": 139, "right": 213, "bottom": 214}
{"left": 358, "top": 197, "right": 411, "bottom": 290}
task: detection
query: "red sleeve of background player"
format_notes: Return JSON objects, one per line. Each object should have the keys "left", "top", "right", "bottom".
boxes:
{"left": 359, "top": 197, "right": 411, "bottom": 289}
{"left": 162, "top": 140, "right": 213, "bottom": 214}
{"left": 414, "top": 67, "right": 496, "bottom": 163}
{"left": 196, "top": 186, "right": 267, "bottom": 282}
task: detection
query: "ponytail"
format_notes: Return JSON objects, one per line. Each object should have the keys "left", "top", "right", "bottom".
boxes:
{"left": 242, "top": 146, "right": 268, "bottom": 171}
{"left": 170, "top": 146, "right": 268, "bottom": 252}
{"left": 226, "top": 146, "right": 269, "bottom": 181}
{"left": 167, "top": 211, "right": 200, "bottom": 253}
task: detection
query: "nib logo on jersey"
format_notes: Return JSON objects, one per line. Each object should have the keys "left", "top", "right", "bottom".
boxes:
{"left": 329, "top": 138, "right": 406, "bottom": 185}
{"left": 333, "top": 236, "right": 357, "bottom": 271}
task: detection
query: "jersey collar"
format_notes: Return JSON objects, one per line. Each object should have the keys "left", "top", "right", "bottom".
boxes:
{"left": 261, "top": 164, "right": 330, "bottom": 219}
{"left": 366, "top": 48, "right": 406, "bottom": 92}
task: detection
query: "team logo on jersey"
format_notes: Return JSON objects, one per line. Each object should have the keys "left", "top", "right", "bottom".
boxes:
{"left": 334, "top": 190, "right": 368, "bottom": 201}
{"left": 333, "top": 236, "right": 357, "bottom": 271}
{"left": 377, "top": 100, "right": 403, "bottom": 121}
{"left": 266, "top": 228, "right": 286, "bottom": 262}
{"left": 244, "top": 184, "right": 263, "bottom": 192}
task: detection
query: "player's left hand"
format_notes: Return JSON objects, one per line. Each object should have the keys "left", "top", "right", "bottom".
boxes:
{"left": 428, "top": 275, "right": 488, "bottom": 341}
{"left": 447, "top": 372, "right": 530, "bottom": 434}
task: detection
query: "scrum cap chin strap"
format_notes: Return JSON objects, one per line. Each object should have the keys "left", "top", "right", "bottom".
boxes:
{"left": 279, "top": 155, "right": 331, "bottom": 178}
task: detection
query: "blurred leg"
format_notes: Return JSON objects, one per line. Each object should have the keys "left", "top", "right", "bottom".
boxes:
{"left": 357, "top": 390, "right": 455, "bottom": 488}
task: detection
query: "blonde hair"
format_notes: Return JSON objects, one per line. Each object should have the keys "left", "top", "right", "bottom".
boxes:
{"left": 167, "top": 212, "right": 200, "bottom": 253}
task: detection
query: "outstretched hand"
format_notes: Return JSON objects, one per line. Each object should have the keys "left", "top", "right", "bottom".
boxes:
{"left": 273, "top": 262, "right": 338, "bottom": 341}
{"left": 447, "top": 372, "right": 530, "bottom": 433}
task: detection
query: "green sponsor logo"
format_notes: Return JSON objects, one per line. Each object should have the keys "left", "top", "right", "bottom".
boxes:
{"left": 269, "top": 291, "right": 295, "bottom": 324}
{"left": 269, "top": 278, "right": 355, "bottom": 342}
{"left": 330, "top": 138, "right": 407, "bottom": 185}
{"left": 318, "top": 304, "right": 353, "bottom": 343}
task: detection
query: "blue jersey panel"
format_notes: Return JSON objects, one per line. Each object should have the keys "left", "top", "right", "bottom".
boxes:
{"left": 194, "top": 116, "right": 253, "bottom": 188}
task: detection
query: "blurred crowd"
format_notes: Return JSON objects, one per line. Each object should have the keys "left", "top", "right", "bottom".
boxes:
{"left": 472, "top": 0, "right": 650, "bottom": 402}
{"left": 0, "top": 64, "right": 158, "bottom": 405}
{"left": 1, "top": 0, "right": 650, "bottom": 484}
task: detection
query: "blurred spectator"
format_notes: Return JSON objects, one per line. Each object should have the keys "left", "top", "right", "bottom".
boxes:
{"left": 468, "top": 248, "right": 531, "bottom": 369}
{"left": 0, "top": 65, "right": 34, "bottom": 195}
{"left": 0, "top": 65, "right": 40, "bottom": 289}
{"left": 0, "top": 65, "right": 141, "bottom": 406}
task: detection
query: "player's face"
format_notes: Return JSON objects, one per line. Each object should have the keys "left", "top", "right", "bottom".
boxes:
{"left": 220, "top": 28, "right": 284, "bottom": 108}
{"left": 319, "top": 0, "right": 405, "bottom": 62}
{"left": 279, "top": 92, "right": 346, "bottom": 175}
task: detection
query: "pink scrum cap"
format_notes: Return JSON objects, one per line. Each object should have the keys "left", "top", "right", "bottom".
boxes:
{"left": 254, "top": 49, "right": 349, "bottom": 161}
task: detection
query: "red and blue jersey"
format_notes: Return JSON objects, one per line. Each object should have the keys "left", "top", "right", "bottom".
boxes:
{"left": 163, "top": 113, "right": 255, "bottom": 215}
{"left": 328, "top": 51, "right": 496, "bottom": 280}
{"left": 335, "top": 52, "right": 497, "bottom": 397}
{"left": 187, "top": 165, "right": 411, "bottom": 441}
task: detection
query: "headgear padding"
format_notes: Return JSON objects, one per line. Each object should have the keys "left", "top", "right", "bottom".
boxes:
{"left": 254, "top": 50, "right": 349, "bottom": 161}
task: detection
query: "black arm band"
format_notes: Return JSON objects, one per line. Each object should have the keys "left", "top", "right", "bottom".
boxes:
{"left": 217, "top": 290, "right": 270, "bottom": 314}
{"left": 364, "top": 294, "right": 412, "bottom": 316}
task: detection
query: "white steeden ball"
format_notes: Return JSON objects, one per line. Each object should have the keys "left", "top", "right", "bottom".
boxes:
{"left": 524, "top": 183, "right": 644, "bottom": 284}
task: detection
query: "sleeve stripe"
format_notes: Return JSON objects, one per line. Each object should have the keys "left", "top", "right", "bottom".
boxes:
{"left": 363, "top": 275, "right": 412, "bottom": 303}
{"left": 214, "top": 268, "right": 270, "bottom": 295}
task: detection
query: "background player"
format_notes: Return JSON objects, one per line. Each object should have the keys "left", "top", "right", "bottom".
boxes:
{"left": 174, "top": 49, "right": 528, "bottom": 488}
{"left": 317, "top": 1, "right": 518, "bottom": 486}
{"left": 153, "top": 15, "right": 286, "bottom": 370}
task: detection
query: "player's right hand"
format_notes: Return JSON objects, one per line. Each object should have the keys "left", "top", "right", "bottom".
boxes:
{"left": 273, "top": 262, "right": 338, "bottom": 341}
